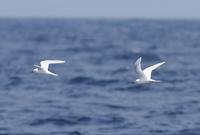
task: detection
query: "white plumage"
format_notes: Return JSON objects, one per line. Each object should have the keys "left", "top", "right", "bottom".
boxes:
{"left": 134, "top": 57, "right": 165, "bottom": 84}
{"left": 33, "top": 60, "right": 65, "bottom": 76}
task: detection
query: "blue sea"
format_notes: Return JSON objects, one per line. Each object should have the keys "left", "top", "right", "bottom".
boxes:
{"left": 0, "top": 18, "right": 200, "bottom": 135}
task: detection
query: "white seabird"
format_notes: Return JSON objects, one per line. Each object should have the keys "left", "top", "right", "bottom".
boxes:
{"left": 134, "top": 57, "right": 165, "bottom": 84}
{"left": 33, "top": 60, "right": 65, "bottom": 76}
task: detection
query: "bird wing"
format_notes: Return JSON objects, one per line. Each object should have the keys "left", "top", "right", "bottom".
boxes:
{"left": 40, "top": 60, "right": 65, "bottom": 70}
{"left": 143, "top": 61, "right": 165, "bottom": 79}
{"left": 134, "top": 57, "right": 146, "bottom": 79}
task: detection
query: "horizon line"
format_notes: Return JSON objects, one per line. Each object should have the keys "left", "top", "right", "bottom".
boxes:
{"left": 0, "top": 16, "right": 200, "bottom": 21}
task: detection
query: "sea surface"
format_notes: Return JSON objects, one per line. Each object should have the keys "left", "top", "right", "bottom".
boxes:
{"left": 0, "top": 18, "right": 200, "bottom": 135}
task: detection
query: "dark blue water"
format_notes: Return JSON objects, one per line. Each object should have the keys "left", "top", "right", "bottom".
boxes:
{"left": 0, "top": 19, "right": 200, "bottom": 135}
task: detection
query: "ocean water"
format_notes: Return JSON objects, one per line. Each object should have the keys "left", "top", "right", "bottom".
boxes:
{"left": 0, "top": 19, "right": 200, "bottom": 135}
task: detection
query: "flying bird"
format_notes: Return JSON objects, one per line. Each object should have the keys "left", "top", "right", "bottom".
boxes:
{"left": 33, "top": 60, "right": 65, "bottom": 76}
{"left": 134, "top": 57, "right": 165, "bottom": 84}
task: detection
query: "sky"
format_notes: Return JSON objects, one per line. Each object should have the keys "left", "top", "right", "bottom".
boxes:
{"left": 0, "top": 0, "right": 200, "bottom": 19}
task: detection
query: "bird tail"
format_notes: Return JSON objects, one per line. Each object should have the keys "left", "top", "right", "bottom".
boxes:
{"left": 150, "top": 79, "right": 161, "bottom": 83}
{"left": 47, "top": 71, "right": 58, "bottom": 76}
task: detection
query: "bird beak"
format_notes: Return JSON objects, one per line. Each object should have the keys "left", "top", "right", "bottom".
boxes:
{"left": 34, "top": 65, "right": 40, "bottom": 68}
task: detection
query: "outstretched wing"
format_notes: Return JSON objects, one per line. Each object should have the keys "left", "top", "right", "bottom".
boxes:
{"left": 40, "top": 60, "right": 65, "bottom": 70}
{"left": 143, "top": 61, "right": 165, "bottom": 79}
{"left": 134, "top": 57, "right": 146, "bottom": 78}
